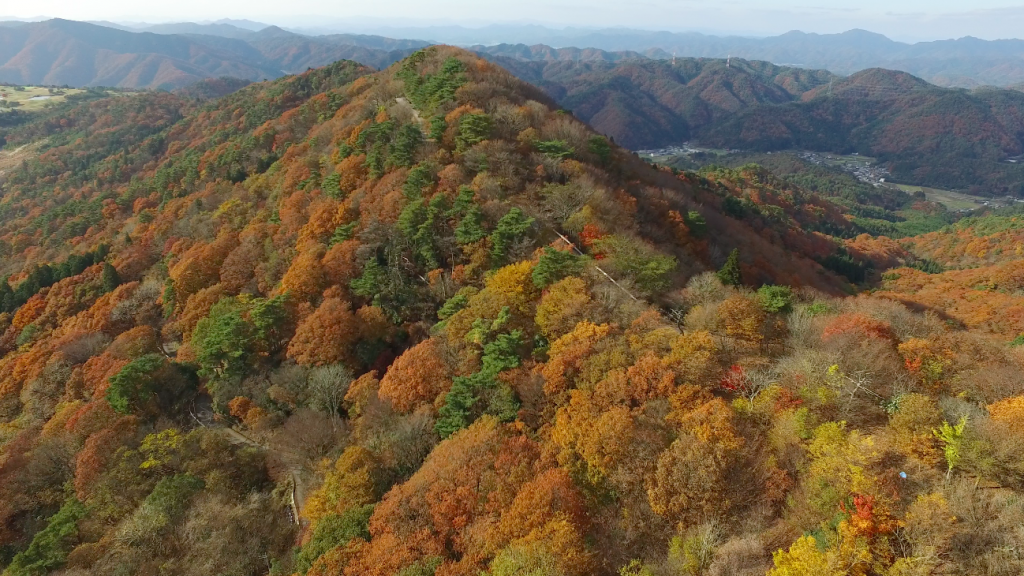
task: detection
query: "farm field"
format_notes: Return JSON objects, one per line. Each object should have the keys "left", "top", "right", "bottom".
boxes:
{"left": 0, "top": 85, "right": 85, "bottom": 111}
{"left": 893, "top": 183, "right": 990, "bottom": 211}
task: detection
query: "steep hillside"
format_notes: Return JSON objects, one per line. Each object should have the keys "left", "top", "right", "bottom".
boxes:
{"left": 874, "top": 260, "right": 1024, "bottom": 339}
{"left": 495, "top": 57, "right": 1024, "bottom": 195}
{"left": 171, "top": 76, "right": 253, "bottom": 101}
{"left": 701, "top": 68, "right": 1024, "bottom": 194}
{"left": 668, "top": 150, "right": 916, "bottom": 212}
{"left": 902, "top": 212, "right": 1024, "bottom": 268}
{"left": 1, "top": 47, "right": 1024, "bottom": 576}
{"left": 488, "top": 56, "right": 834, "bottom": 150}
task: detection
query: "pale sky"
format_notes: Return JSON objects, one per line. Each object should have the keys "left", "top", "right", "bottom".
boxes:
{"left": 6, "top": 0, "right": 1024, "bottom": 42}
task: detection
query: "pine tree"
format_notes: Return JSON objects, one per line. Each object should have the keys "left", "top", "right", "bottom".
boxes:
{"left": 455, "top": 205, "right": 487, "bottom": 245}
{"left": 101, "top": 262, "right": 122, "bottom": 293}
{"left": 489, "top": 208, "right": 534, "bottom": 265}
{"left": 717, "top": 249, "right": 742, "bottom": 286}
{"left": 0, "top": 278, "right": 12, "bottom": 313}
{"left": 532, "top": 247, "right": 584, "bottom": 288}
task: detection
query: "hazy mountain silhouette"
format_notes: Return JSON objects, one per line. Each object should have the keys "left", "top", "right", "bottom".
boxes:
{"left": 0, "top": 19, "right": 426, "bottom": 89}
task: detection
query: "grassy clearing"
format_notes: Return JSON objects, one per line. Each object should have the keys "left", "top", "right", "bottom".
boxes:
{"left": 816, "top": 152, "right": 878, "bottom": 165}
{"left": 0, "top": 141, "right": 42, "bottom": 177}
{"left": 893, "top": 184, "right": 986, "bottom": 211}
{"left": 0, "top": 85, "right": 86, "bottom": 112}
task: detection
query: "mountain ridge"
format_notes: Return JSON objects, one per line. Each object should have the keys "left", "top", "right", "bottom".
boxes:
{"left": 0, "top": 19, "right": 283, "bottom": 88}
{"left": 0, "top": 19, "right": 428, "bottom": 89}
{"left": 0, "top": 47, "right": 1023, "bottom": 576}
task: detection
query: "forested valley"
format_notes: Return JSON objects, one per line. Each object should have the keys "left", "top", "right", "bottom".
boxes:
{"left": 1, "top": 46, "right": 1024, "bottom": 576}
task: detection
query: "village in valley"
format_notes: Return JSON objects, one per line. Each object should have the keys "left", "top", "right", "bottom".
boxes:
{"left": 638, "top": 142, "right": 1024, "bottom": 212}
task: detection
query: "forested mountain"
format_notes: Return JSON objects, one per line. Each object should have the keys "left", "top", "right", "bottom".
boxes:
{"left": 0, "top": 19, "right": 426, "bottom": 89}
{"left": 486, "top": 56, "right": 1024, "bottom": 194}
{"left": 489, "top": 56, "right": 835, "bottom": 150}
{"left": 903, "top": 212, "right": 1024, "bottom": 269}
{"left": 1, "top": 45, "right": 1024, "bottom": 576}
{"left": 171, "top": 77, "right": 253, "bottom": 101}
{"left": 867, "top": 209, "right": 1024, "bottom": 339}
{"left": 700, "top": 68, "right": 1024, "bottom": 194}
{"left": 0, "top": 19, "right": 282, "bottom": 89}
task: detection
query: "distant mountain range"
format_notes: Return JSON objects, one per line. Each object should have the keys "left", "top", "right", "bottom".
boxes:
{"left": 321, "top": 25, "right": 1024, "bottom": 89}
{"left": 10, "top": 19, "right": 1024, "bottom": 88}
{"left": 8, "top": 18, "right": 1024, "bottom": 89}
{"left": 0, "top": 19, "right": 427, "bottom": 89}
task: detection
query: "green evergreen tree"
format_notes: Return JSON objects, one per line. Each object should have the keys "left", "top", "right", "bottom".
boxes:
{"left": 414, "top": 194, "right": 448, "bottom": 269}
{"left": 142, "top": 474, "right": 205, "bottom": 524}
{"left": 456, "top": 113, "right": 493, "bottom": 152}
{"left": 435, "top": 314, "right": 523, "bottom": 438}
{"left": 588, "top": 135, "right": 612, "bottom": 165}
{"left": 192, "top": 298, "right": 255, "bottom": 389}
{"left": 329, "top": 222, "right": 358, "bottom": 245}
{"left": 402, "top": 162, "right": 434, "bottom": 199}
{"left": 398, "top": 199, "right": 428, "bottom": 240}
{"left": 437, "top": 288, "right": 476, "bottom": 322}
{"left": 321, "top": 172, "right": 343, "bottom": 199}
{"left": 448, "top": 185, "right": 476, "bottom": 218}
{"left": 350, "top": 258, "right": 388, "bottom": 300}
{"left": 428, "top": 116, "right": 446, "bottom": 140}
{"left": 455, "top": 205, "right": 487, "bottom": 245}
{"left": 717, "top": 249, "right": 743, "bottom": 286}
{"left": 101, "top": 262, "right": 122, "bottom": 293}
{"left": 0, "top": 277, "right": 13, "bottom": 313}
{"left": 162, "top": 278, "right": 176, "bottom": 318}
{"left": 532, "top": 247, "right": 584, "bottom": 288}
{"left": 294, "top": 505, "right": 374, "bottom": 573}
{"left": 5, "top": 499, "right": 86, "bottom": 576}
{"left": 387, "top": 124, "right": 423, "bottom": 169}
{"left": 489, "top": 208, "right": 534, "bottom": 265}
{"left": 398, "top": 194, "right": 448, "bottom": 270}
{"left": 535, "top": 139, "right": 574, "bottom": 160}
{"left": 685, "top": 210, "right": 707, "bottom": 238}
{"left": 107, "top": 353, "right": 166, "bottom": 414}
{"left": 757, "top": 285, "right": 793, "bottom": 313}
{"left": 435, "top": 372, "right": 486, "bottom": 439}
